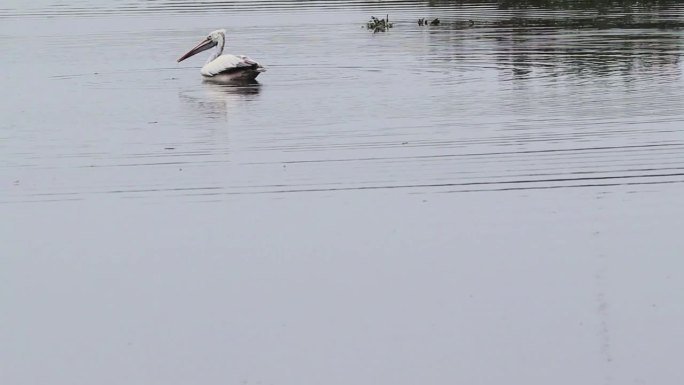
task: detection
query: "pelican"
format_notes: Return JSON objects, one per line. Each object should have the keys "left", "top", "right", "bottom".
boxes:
{"left": 177, "top": 29, "right": 265, "bottom": 82}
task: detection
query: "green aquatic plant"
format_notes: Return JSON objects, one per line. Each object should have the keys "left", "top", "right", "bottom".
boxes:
{"left": 367, "top": 15, "right": 393, "bottom": 32}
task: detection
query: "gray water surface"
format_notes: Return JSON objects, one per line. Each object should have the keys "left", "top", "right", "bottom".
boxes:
{"left": 2, "top": 1, "right": 684, "bottom": 384}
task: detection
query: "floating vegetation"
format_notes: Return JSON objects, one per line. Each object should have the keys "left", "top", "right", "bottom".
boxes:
{"left": 367, "top": 15, "right": 393, "bottom": 32}
{"left": 418, "top": 18, "right": 442, "bottom": 26}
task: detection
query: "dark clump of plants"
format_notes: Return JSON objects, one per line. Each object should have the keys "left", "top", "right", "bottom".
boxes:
{"left": 418, "top": 18, "right": 442, "bottom": 26}
{"left": 367, "top": 15, "right": 394, "bottom": 32}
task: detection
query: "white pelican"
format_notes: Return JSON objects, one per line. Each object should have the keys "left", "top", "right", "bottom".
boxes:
{"left": 177, "top": 29, "right": 265, "bottom": 82}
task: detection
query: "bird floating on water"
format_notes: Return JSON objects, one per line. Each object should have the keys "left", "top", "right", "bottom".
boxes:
{"left": 177, "top": 29, "right": 265, "bottom": 82}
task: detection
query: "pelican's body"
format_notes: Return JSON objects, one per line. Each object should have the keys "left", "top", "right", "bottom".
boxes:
{"left": 178, "top": 29, "right": 265, "bottom": 82}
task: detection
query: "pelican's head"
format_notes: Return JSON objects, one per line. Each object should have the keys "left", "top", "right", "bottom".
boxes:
{"left": 208, "top": 29, "right": 227, "bottom": 41}
{"left": 177, "top": 29, "right": 227, "bottom": 63}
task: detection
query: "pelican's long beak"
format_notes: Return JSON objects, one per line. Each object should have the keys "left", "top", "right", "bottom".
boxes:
{"left": 177, "top": 37, "right": 217, "bottom": 63}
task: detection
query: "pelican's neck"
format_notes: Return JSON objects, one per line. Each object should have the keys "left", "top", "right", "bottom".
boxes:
{"left": 206, "top": 33, "right": 225, "bottom": 64}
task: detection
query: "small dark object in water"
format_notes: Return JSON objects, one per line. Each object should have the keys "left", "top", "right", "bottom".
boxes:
{"left": 367, "top": 15, "right": 393, "bottom": 32}
{"left": 418, "top": 18, "right": 441, "bottom": 27}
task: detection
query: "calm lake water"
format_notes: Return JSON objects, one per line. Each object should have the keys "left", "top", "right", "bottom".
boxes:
{"left": 2, "top": 1, "right": 684, "bottom": 384}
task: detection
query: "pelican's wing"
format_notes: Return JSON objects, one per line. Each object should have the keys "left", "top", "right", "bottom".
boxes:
{"left": 201, "top": 54, "right": 264, "bottom": 76}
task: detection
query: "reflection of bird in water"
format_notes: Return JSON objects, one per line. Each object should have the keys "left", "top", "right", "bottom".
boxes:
{"left": 177, "top": 29, "right": 266, "bottom": 82}
{"left": 178, "top": 81, "right": 261, "bottom": 121}
{"left": 202, "top": 77, "right": 262, "bottom": 92}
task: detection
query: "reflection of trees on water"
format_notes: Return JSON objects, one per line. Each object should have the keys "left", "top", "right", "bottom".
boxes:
{"left": 426, "top": 0, "right": 681, "bottom": 11}
{"left": 493, "top": 31, "right": 681, "bottom": 79}
{"left": 498, "top": 0, "right": 679, "bottom": 11}
{"left": 426, "top": 0, "right": 684, "bottom": 25}
{"left": 421, "top": 1, "right": 683, "bottom": 79}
